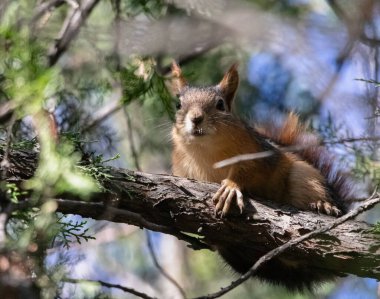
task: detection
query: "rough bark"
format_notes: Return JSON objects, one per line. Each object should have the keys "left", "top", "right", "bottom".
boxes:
{"left": 1, "top": 149, "right": 380, "bottom": 281}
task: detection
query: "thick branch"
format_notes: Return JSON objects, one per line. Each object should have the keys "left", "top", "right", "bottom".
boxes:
{"left": 2, "top": 149, "right": 380, "bottom": 281}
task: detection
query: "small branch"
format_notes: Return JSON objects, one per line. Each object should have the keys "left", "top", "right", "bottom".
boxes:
{"left": 0, "top": 101, "right": 15, "bottom": 126}
{"left": 317, "top": 41, "right": 354, "bottom": 103}
{"left": 330, "top": 136, "right": 380, "bottom": 143}
{"left": 82, "top": 47, "right": 225, "bottom": 133}
{"left": 32, "top": 0, "right": 65, "bottom": 23}
{"left": 125, "top": 109, "right": 141, "bottom": 171}
{"left": 63, "top": 278, "right": 157, "bottom": 299}
{"left": 82, "top": 94, "right": 123, "bottom": 133}
{"left": 361, "top": 34, "right": 380, "bottom": 47}
{"left": 112, "top": 0, "right": 122, "bottom": 71}
{"left": 214, "top": 135, "right": 380, "bottom": 168}
{"left": 192, "top": 192, "right": 380, "bottom": 299}
{"left": 0, "top": 1, "right": 10, "bottom": 18}
{"left": 158, "top": 40, "right": 224, "bottom": 75}
{"left": 48, "top": 0, "right": 101, "bottom": 66}
{"left": 146, "top": 231, "right": 187, "bottom": 299}
{"left": 0, "top": 212, "right": 8, "bottom": 245}
{"left": 322, "top": 0, "right": 373, "bottom": 103}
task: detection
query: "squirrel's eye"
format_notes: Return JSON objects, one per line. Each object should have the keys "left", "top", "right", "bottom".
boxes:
{"left": 176, "top": 101, "right": 182, "bottom": 110}
{"left": 216, "top": 99, "right": 225, "bottom": 111}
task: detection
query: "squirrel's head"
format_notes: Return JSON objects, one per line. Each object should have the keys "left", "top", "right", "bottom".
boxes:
{"left": 171, "top": 61, "right": 239, "bottom": 143}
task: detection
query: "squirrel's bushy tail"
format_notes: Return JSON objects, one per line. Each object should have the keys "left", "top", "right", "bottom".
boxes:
{"left": 257, "top": 112, "right": 304, "bottom": 146}
{"left": 217, "top": 113, "right": 355, "bottom": 291}
{"left": 256, "top": 112, "right": 354, "bottom": 212}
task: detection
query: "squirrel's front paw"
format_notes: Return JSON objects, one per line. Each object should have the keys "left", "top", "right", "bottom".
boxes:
{"left": 212, "top": 179, "right": 244, "bottom": 217}
{"left": 309, "top": 200, "right": 342, "bottom": 217}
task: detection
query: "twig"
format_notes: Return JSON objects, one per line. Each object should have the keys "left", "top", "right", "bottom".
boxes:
{"left": 214, "top": 135, "right": 380, "bottom": 168}
{"left": 63, "top": 277, "right": 157, "bottom": 299}
{"left": 329, "top": 136, "right": 380, "bottom": 144}
{"left": 317, "top": 40, "right": 354, "bottom": 103}
{"left": 82, "top": 47, "right": 224, "bottom": 133}
{"left": 125, "top": 109, "right": 141, "bottom": 171}
{"left": 159, "top": 40, "right": 224, "bottom": 75}
{"left": 321, "top": 0, "right": 366, "bottom": 103}
{"left": 192, "top": 192, "right": 380, "bottom": 299}
{"left": 0, "top": 213, "right": 7, "bottom": 245}
{"left": 112, "top": 0, "right": 122, "bottom": 71}
{"left": 146, "top": 231, "right": 187, "bottom": 299}
{"left": 0, "top": 0, "right": 9, "bottom": 18}
{"left": 369, "top": 20, "right": 380, "bottom": 161}
{"left": 32, "top": 0, "right": 65, "bottom": 23}
{"left": 82, "top": 97, "right": 123, "bottom": 133}
{"left": 48, "top": 0, "right": 101, "bottom": 66}
{"left": 361, "top": 34, "right": 380, "bottom": 47}
{"left": 64, "top": 0, "right": 79, "bottom": 9}
{"left": 0, "top": 101, "right": 15, "bottom": 125}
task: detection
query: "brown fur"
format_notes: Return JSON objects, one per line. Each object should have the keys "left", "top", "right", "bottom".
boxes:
{"left": 171, "top": 63, "right": 342, "bottom": 216}
{"left": 257, "top": 112, "right": 352, "bottom": 212}
{"left": 170, "top": 62, "right": 351, "bottom": 290}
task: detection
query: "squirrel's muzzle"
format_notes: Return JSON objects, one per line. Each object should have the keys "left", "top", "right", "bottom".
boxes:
{"left": 184, "top": 108, "right": 207, "bottom": 136}
{"left": 191, "top": 114, "right": 204, "bottom": 125}
{"left": 188, "top": 108, "right": 205, "bottom": 126}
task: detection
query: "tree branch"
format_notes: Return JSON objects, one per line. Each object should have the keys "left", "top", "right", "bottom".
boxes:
{"left": 32, "top": 0, "right": 65, "bottom": 24}
{"left": 146, "top": 231, "right": 187, "bottom": 299}
{"left": 214, "top": 135, "right": 380, "bottom": 168}
{"left": 48, "top": 0, "right": 101, "bottom": 66}
{"left": 2, "top": 149, "right": 380, "bottom": 286}
{"left": 63, "top": 278, "right": 157, "bottom": 299}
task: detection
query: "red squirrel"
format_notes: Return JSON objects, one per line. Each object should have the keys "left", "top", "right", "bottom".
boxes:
{"left": 170, "top": 61, "right": 352, "bottom": 290}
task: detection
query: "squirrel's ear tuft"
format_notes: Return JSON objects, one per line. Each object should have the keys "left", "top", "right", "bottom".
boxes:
{"left": 218, "top": 63, "right": 239, "bottom": 110}
{"left": 171, "top": 61, "right": 187, "bottom": 95}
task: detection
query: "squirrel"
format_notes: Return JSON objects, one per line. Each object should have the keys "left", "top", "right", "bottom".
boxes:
{"left": 170, "top": 61, "right": 353, "bottom": 290}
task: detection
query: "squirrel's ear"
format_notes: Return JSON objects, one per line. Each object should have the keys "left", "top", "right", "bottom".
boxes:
{"left": 218, "top": 63, "right": 239, "bottom": 110}
{"left": 171, "top": 61, "right": 187, "bottom": 95}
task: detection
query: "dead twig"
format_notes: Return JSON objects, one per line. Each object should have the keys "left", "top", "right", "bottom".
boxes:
{"left": 48, "top": 0, "right": 101, "bottom": 66}
{"left": 32, "top": 0, "right": 65, "bottom": 24}
{"left": 214, "top": 135, "right": 380, "bottom": 168}
{"left": 0, "top": 101, "right": 15, "bottom": 126}
{"left": 63, "top": 278, "right": 157, "bottom": 299}
{"left": 81, "top": 89, "right": 123, "bottom": 133}
{"left": 192, "top": 191, "right": 380, "bottom": 299}
{"left": 124, "top": 109, "right": 141, "bottom": 171}
{"left": 146, "top": 231, "right": 187, "bottom": 299}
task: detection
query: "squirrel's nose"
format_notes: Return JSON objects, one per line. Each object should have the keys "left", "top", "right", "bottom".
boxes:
{"left": 191, "top": 115, "right": 204, "bottom": 125}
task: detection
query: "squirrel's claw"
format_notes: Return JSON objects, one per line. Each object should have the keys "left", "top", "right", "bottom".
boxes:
{"left": 309, "top": 200, "right": 342, "bottom": 217}
{"left": 212, "top": 184, "right": 226, "bottom": 204}
{"left": 331, "top": 206, "right": 342, "bottom": 217}
{"left": 212, "top": 179, "right": 244, "bottom": 217}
